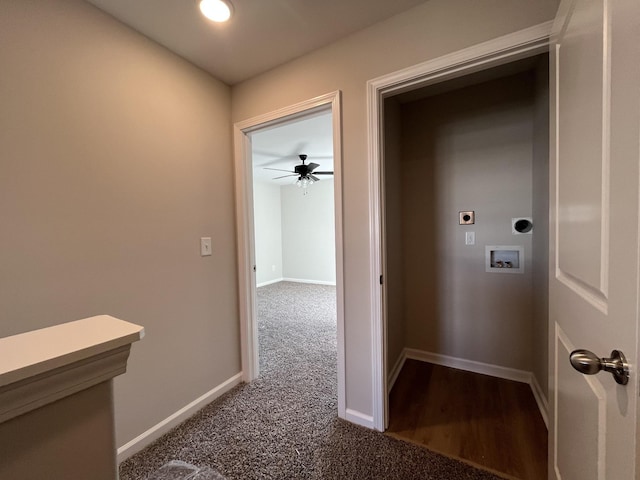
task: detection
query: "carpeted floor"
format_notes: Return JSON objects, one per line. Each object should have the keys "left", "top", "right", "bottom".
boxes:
{"left": 119, "top": 282, "right": 501, "bottom": 480}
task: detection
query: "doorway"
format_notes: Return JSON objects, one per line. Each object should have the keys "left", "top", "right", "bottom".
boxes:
{"left": 249, "top": 110, "right": 338, "bottom": 385}
{"left": 381, "top": 55, "right": 549, "bottom": 478}
{"left": 233, "top": 92, "right": 346, "bottom": 419}
{"left": 366, "top": 21, "right": 553, "bottom": 431}
{"left": 250, "top": 111, "right": 336, "bottom": 289}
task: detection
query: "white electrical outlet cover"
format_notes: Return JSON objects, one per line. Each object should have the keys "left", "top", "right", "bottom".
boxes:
{"left": 465, "top": 231, "right": 475, "bottom": 245}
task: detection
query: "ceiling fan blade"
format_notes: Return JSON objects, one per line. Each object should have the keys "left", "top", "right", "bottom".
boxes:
{"left": 264, "top": 167, "right": 294, "bottom": 173}
{"left": 307, "top": 162, "right": 320, "bottom": 172}
{"left": 313, "top": 171, "right": 334, "bottom": 175}
{"left": 272, "top": 174, "right": 298, "bottom": 179}
{"left": 258, "top": 155, "right": 298, "bottom": 167}
{"left": 309, "top": 174, "right": 321, "bottom": 182}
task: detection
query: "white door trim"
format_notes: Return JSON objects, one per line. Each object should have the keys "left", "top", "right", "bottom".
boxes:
{"left": 233, "top": 91, "right": 346, "bottom": 419}
{"left": 366, "top": 22, "right": 553, "bottom": 431}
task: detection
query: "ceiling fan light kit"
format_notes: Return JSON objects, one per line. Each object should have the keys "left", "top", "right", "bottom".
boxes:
{"left": 296, "top": 177, "right": 314, "bottom": 188}
{"left": 199, "top": 0, "right": 233, "bottom": 23}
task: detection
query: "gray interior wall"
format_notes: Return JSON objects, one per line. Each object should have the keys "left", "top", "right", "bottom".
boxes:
{"left": 0, "top": 382, "right": 117, "bottom": 480}
{"left": 253, "top": 181, "right": 284, "bottom": 285}
{"left": 253, "top": 179, "right": 336, "bottom": 285}
{"left": 532, "top": 57, "right": 550, "bottom": 398}
{"left": 399, "top": 73, "right": 536, "bottom": 371}
{"left": 232, "top": 0, "right": 559, "bottom": 416}
{"left": 0, "top": 0, "right": 239, "bottom": 448}
{"left": 383, "top": 97, "right": 406, "bottom": 375}
{"left": 281, "top": 180, "right": 336, "bottom": 284}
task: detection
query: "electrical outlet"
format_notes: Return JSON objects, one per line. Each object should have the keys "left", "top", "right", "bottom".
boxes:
{"left": 200, "top": 237, "right": 212, "bottom": 256}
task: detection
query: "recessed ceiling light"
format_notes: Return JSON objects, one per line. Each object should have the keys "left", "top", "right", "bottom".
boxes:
{"left": 199, "top": 0, "right": 233, "bottom": 23}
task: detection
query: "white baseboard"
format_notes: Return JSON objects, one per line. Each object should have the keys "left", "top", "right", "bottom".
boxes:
{"left": 387, "top": 352, "right": 407, "bottom": 394}
{"left": 404, "top": 348, "right": 531, "bottom": 384}
{"left": 402, "top": 348, "right": 548, "bottom": 429}
{"left": 344, "top": 408, "right": 374, "bottom": 429}
{"left": 117, "top": 372, "right": 243, "bottom": 463}
{"left": 256, "top": 278, "right": 284, "bottom": 287}
{"left": 529, "top": 373, "right": 549, "bottom": 429}
{"left": 282, "top": 277, "right": 336, "bottom": 286}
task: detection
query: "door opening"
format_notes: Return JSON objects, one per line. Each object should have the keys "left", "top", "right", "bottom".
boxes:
{"left": 250, "top": 110, "right": 337, "bottom": 379}
{"left": 381, "top": 54, "right": 550, "bottom": 479}
{"left": 233, "top": 92, "right": 346, "bottom": 419}
{"left": 366, "top": 23, "right": 553, "bottom": 433}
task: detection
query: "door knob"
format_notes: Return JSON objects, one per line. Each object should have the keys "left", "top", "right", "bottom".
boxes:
{"left": 569, "top": 349, "right": 630, "bottom": 385}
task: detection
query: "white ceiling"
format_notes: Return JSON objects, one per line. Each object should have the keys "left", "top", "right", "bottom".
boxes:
{"left": 85, "top": 0, "right": 429, "bottom": 85}
{"left": 251, "top": 110, "right": 333, "bottom": 186}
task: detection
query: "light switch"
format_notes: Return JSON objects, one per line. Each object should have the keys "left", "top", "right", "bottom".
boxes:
{"left": 465, "top": 231, "right": 475, "bottom": 245}
{"left": 200, "top": 237, "right": 212, "bottom": 256}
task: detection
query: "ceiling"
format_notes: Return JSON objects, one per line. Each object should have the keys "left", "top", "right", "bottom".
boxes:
{"left": 85, "top": 0, "right": 429, "bottom": 85}
{"left": 250, "top": 110, "right": 333, "bottom": 186}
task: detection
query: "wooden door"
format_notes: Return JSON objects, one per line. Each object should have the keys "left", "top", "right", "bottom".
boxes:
{"left": 550, "top": 0, "right": 640, "bottom": 478}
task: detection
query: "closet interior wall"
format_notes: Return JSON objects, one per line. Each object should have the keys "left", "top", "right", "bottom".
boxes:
{"left": 384, "top": 54, "right": 550, "bottom": 400}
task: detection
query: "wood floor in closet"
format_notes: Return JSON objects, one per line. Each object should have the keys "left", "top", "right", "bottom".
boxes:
{"left": 387, "top": 359, "right": 547, "bottom": 480}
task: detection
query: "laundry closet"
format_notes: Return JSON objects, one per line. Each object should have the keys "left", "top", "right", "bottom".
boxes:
{"left": 383, "top": 54, "right": 550, "bottom": 458}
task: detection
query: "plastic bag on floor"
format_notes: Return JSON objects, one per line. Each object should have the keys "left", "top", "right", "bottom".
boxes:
{"left": 146, "top": 460, "right": 226, "bottom": 480}
{"left": 191, "top": 467, "right": 226, "bottom": 479}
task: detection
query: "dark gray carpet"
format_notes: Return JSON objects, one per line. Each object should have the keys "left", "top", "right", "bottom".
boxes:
{"left": 119, "top": 282, "right": 500, "bottom": 480}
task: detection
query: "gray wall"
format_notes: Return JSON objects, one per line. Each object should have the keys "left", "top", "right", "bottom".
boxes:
{"left": 398, "top": 72, "right": 536, "bottom": 371}
{"left": 0, "top": 382, "right": 116, "bottom": 480}
{"left": 281, "top": 180, "right": 336, "bottom": 284}
{"left": 232, "top": 0, "right": 558, "bottom": 415}
{"left": 532, "top": 56, "right": 550, "bottom": 397}
{"left": 253, "top": 179, "right": 336, "bottom": 285}
{"left": 0, "top": 0, "right": 240, "bottom": 447}
{"left": 383, "top": 97, "right": 406, "bottom": 375}
{"left": 253, "top": 181, "right": 284, "bottom": 285}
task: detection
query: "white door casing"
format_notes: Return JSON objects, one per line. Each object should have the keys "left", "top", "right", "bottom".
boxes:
{"left": 232, "top": 91, "right": 346, "bottom": 419}
{"left": 367, "top": 22, "right": 553, "bottom": 431}
{"left": 550, "top": 0, "right": 640, "bottom": 478}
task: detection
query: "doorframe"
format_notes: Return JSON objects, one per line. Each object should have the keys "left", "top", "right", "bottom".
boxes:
{"left": 233, "top": 91, "right": 345, "bottom": 419}
{"left": 366, "top": 23, "right": 554, "bottom": 431}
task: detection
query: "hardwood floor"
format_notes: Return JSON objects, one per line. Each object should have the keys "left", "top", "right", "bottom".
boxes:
{"left": 387, "top": 360, "right": 547, "bottom": 480}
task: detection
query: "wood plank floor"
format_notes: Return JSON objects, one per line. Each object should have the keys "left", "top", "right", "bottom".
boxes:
{"left": 387, "top": 360, "right": 547, "bottom": 480}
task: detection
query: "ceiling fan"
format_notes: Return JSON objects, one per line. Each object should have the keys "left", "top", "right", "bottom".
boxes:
{"left": 264, "top": 154, "right": 333, "bottom": 185}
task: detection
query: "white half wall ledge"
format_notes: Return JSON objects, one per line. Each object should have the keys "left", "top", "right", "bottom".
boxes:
{"left": 0, "top": 315, "right": 144, "bottom": 423}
